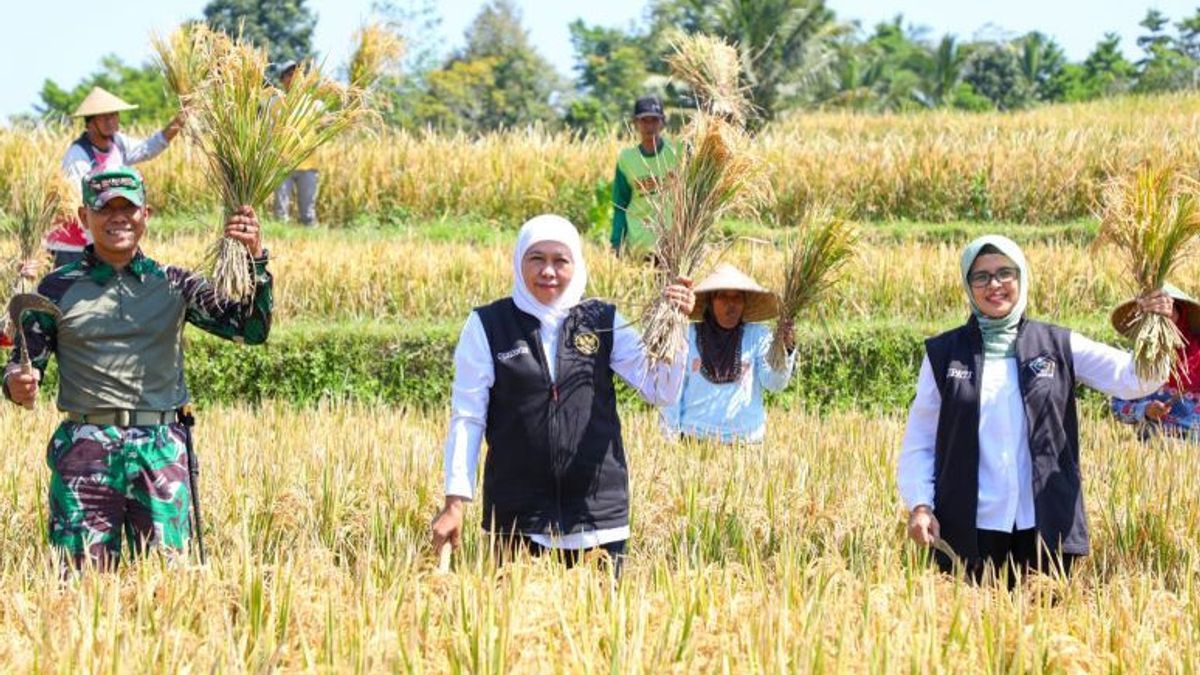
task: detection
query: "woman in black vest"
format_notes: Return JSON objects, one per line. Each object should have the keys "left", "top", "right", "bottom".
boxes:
{"left": 897, "top": 235, "right": 1173, "bottom": 583}
{"left": 431, "top": 214, "right": 694, "bottom": 571}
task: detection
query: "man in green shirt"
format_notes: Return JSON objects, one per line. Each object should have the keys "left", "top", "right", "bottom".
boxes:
{"left": 3, "top": 166, "right": 273, "bottom": 570}
{"left": 611, "top": 95, "right": 682, "bottom": 256}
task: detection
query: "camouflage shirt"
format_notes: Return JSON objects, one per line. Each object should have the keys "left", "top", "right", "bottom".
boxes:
{"left": 3, "top": 245, "right": 272, "bottom": 412}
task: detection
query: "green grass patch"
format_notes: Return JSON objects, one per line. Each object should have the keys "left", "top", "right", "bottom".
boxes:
{"left": 27, "top": 315, "right": 1121, "bottom": 414}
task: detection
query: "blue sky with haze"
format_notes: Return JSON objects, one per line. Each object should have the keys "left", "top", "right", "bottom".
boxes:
{"left": 1, "top": 0, "right": 1192, "bottom": 119}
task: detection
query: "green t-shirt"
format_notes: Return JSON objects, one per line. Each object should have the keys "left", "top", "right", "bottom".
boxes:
{"left": 611, "top": 137, "right": 682, "bottom": 253}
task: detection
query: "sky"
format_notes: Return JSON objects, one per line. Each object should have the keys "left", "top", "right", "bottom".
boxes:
{"left": 1, "top": 0, "right": 1195, "bottom": 119}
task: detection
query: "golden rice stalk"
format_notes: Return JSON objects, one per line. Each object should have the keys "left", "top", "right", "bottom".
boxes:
{"left": 151, "top": 23, "right": 230, "bottom": 101}
{"left": 348, "top": 22, "right": 405, "bottom": 92}
{"left": 641, "top": 118, "right": 765, "bottom": 365}
{"left": 767, "top": 206, "right": 857, "bottom": 370}
{"left": 1097, "top": 163, "right": 1200, "bottom": 382}
{"left": 640, "top": 36, "right": 763, "bottom": 366}
{"left": 0, "top": 140, "right": 71, "bottom": 336}
{"left": 188, "top": 39, "right": 373, "bottom": 301}
{"left": 664, "top": 33, "right": 749, "bottom": 125}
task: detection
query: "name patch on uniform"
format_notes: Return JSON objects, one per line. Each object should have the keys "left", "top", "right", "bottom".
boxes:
{"left": 573, "top": 331, "right": 600, "bottom": 355}
{"left": 947, "top": 367, "right": 972, "bottom": 380}
{"left": 1028, "top": 356, "right": 1056, "bottom": 379}
{"left": 497, "top": 345, "right": 531, "bottom": 361}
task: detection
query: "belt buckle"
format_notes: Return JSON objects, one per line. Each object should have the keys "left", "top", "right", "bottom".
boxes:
{"left": 116, "top": 410, "right": 130, "bottom": 427}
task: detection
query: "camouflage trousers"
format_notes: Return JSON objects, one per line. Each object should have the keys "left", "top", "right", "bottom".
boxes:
{"left": 46, "top": 421, "right": 193, "bottom": 568}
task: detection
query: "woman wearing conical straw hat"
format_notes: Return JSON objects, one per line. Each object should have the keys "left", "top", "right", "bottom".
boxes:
{"left": 897, "top": 235, "right": 1173, "bottom": 585}
{"left": 1111, "top": 283, "right": 1200, "bottom": 441}
{"left": 48, "top": 87, "right": 187, "bottom": 267}
{"left": 431, "top": 214, "right": 695, "bottom": 575}
{"left": 660, "top": 263, "right": 796, "bottom": 443}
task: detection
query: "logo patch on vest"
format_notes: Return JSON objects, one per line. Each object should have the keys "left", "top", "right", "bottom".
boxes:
{"left": 947, "top": 366, "right": 972, "bottom": 380}
{"left": 1028, "top": 356, "right": 1057, "bottom": 379}
{"left": 573, "top": 331, "right": 600, "bottom": 355}
{"left": 497, "top": 344, "right": 531, "bottom": 361}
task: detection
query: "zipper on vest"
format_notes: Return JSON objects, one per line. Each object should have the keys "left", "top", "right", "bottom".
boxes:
{"left": 529, "top": 326, "right": 564, "bottom": 531}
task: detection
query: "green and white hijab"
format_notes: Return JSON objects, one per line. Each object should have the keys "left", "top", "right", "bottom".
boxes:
{"left": 960, "top": 235, "right": 1030, "bottom": 360}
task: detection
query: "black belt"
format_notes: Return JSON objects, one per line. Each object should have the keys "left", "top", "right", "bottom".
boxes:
{"left": 66, "top": 410, "right": 176, "bottom": 426}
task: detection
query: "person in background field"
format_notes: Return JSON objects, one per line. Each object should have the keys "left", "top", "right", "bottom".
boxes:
{"left": 897, "top": 235, "right": 1172, "bottom": 586}
{"left": 610, "top": 95, "right": 681, "bottom": 257}
{"left": 272, "top": 60, "right": 321, "bottom": 227}
{"left": 1111, "top": 283, "right": 1200, "bottom": 441}
{"left": 4, "top": 166, "right": 272, "bottom": 571}
{"left": 431, "top": 214, "right": 695, "bottom": 576}
{"left": 661, "top": 264, "right": 796, "bottom": 443}
{"left": 49, "top": 87, "right": 187, "bottom": 268}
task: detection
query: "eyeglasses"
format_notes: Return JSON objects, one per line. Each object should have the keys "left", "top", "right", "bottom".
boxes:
{"left": 967, "top": 267, "right": 1019, "bottom": 288}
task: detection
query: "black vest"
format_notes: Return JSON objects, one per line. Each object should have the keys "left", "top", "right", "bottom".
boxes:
{"left": 475, "top": 297, "right": 627, "bottom": 536}
{"left": 925, "top": 317, "right": 1087, "bottom": 564}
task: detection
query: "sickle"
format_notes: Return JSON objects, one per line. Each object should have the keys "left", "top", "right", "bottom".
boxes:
{"left": 6, "top": 293, "right": 60, "bottom": 410}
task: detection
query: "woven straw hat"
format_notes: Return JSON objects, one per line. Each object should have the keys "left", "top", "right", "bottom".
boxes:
{"left": 689, "top": 263, "right": 781, "bottom": 323}
{"left": 1111, "top": 282, "right": 1200, "bottom": 338}
{"left": 71, "top": 87, "right": 138, "bottom": 117}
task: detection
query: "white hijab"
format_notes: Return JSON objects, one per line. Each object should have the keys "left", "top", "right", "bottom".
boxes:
{"left": 511, "top": 214, "right": 588, "bottom": 329}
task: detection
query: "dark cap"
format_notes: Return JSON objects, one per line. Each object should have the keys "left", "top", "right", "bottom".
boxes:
{"left": 633, "top": 95, "right": 665, "bottom": 119}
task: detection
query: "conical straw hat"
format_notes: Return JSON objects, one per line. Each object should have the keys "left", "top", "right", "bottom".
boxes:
{"left": 689, "top": 263, "right": 781, "bottom": 323}
{"left": 71, "top": 87, "right": 138, "bottom": 117}
{"left": 1111, "top": 282, "right": 1200, "bottom": 338}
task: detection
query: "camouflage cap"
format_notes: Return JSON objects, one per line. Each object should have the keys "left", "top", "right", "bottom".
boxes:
{"left": 81, "top": 166, "right": 146, "bottom": 209}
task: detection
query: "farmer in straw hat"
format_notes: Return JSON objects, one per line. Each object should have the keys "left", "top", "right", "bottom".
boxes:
{"left": 432, "top": 214, "right": 694, "bottom": 574}
{"left": 1111, "top": 283, "right": 1200, "bottom": 441}
{"left": 898, "top": 235, "right": 1172, "bottom": 585}
{"left": 660, "top": 263, "right": 796, "bottom": 443}
{"left": 272, "top": 60, "right": 321, "bottom": 227}
{"left": 2, "top": 166, "right": 272, "bottom": 571}
{"left": 48, "top": 87, "right": 188, "bottom": 268}
{"left": 610, "top": 95, "right": 682, "bottom": 257}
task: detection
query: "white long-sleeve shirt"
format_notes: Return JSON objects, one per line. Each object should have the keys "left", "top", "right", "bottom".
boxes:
{"left": 61, "top": 131, "right": 170, "bottom": 185}
{"left": 897, "top": 332, "right": 1162, "bottom": 532}
{"left": 444, "top": 308, "right": 686, "bottom": 549}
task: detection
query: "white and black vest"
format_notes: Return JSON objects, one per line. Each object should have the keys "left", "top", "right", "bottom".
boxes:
{"left": 72, "top": 132, "right": 128, "bottom": 166}
{"left": 475, "top": 297, "right": 628, "bottom": 536}
{"left": 925, "top": 317, "right": 1087, "bottom": 565}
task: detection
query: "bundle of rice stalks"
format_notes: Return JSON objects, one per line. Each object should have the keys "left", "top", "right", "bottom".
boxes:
{"left": 347, "top": 22, "right": 405, "bottom": 92}
{"left": 150, "top": 23, "right": 230, "bottom": 102}
{"left": 0, "top": 147, "right": 70, "bottom": 337}
{"left": 664, "top": 33, "right": 749, "bottom": 125}
{"left": 641, "top": 36, "right": 765, "bottom": 366}
{"left": 188, "top": 40, "right": 371, "bottom": 302}
{"left": 767, "top": 206, "right": 858, "bottom": 370}
{"left": 1097, "top": 163, "right": 1200, "bottom": 382}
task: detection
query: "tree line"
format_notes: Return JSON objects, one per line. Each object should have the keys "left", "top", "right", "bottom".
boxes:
{"left": 29, "top": 0, "right": 1200, "bottom": 132}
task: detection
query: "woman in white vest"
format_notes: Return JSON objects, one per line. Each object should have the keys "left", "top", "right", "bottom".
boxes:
{"left": 431, "top": 214, "right": 694, "bottom": 574}
{"left": 897, "top": 234, "right": 1172, "bottom": 585}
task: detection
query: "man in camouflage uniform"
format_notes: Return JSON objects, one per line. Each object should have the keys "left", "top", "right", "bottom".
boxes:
{"left": 2, "top": 166, "right": 272, "bottom": 569}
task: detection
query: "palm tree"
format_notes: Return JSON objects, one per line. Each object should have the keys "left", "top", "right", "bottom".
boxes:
{"left": 653, "top": 0, "right": 847, "bottom": 121}
{"left": 922, "top": 35, "right": 961, "bottom": 106}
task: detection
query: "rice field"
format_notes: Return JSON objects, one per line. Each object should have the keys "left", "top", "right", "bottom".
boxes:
{"left": 5, "top": 93, "right": 1200, "bottom": 225}
{"left": 0, "top": 400, "right": 1197, "bottom": 672}
{"left": 6, "top": 90, "right": 1200, "bottom": 672}
{"left": 0, "top": 225, "right": 1174, "bottom": 327}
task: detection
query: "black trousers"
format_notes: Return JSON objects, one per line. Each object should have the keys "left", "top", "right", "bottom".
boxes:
{"left": 939, "top": 528, "right": 1078, "bottom": 587}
